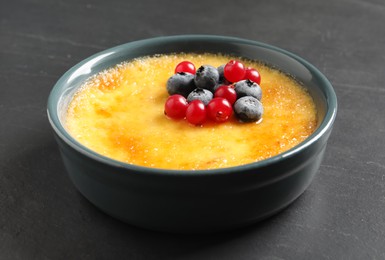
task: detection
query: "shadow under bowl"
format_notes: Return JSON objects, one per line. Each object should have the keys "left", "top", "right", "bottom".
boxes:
{"left": 47, "top": 35, "right": 337, "bottom": 233}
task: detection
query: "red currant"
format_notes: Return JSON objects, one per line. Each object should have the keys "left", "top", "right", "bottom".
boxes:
{"left": 214, "top": 85, "right": 237, "bottom": 105}
{"left": 224, "top": 60, "right": 246, "bottom": 83}
{"left": 207, "top": 97, "right": 233, "bottom": 123}
{"left": 186, "top": 100, "right": 206, "bottom": 125}
{"left": 164, "top": 94, "right": 188, "bottom": 119}
{"left": 244, "top": 67, "right": 261, "bottom": 84}
{"left": 175, "top": 61, "right": 196, "bottom": 74}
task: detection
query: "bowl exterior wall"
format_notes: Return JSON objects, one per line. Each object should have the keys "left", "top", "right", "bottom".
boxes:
{"left": 54, "top": 126, "right": 330, "bottom": 233}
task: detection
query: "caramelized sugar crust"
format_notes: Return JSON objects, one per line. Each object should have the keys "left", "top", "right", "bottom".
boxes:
{"left": 66, "top": 53, "right": 317, "bottom": 170}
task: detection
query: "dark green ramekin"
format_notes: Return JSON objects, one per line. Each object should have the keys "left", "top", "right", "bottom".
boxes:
{"left": 47, "top": 35, "right": 337, "bottom": 233}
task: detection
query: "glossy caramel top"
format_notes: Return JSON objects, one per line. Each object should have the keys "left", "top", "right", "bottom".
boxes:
{"left": 66, "top": 53, "right": 317, "bottom": 170}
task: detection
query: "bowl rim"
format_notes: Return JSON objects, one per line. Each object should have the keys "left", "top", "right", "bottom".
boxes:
{"left": 47, "top": 34, "right": 337, "bottom": 177}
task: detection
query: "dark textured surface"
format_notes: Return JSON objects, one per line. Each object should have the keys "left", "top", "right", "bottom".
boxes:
{"left": 1, "top": 0, "right": 384, "bottom": 259}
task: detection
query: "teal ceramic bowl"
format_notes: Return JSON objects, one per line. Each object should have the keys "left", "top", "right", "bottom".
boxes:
{"left": 47, "top": 35, "right": 337, "bottom": 233}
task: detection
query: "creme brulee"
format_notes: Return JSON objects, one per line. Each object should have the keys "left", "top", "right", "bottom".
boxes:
{"left": 65, "top": 53, "right": 317, "bottom": 170}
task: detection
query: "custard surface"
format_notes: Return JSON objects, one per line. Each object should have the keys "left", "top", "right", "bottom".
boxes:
{"left": 66, "top": 53, "right": 317, "bottom": 170}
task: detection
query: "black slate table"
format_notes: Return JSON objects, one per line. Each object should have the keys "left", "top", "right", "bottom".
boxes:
{"left": 1, "top": 0, "right": 385, "bottom": 259}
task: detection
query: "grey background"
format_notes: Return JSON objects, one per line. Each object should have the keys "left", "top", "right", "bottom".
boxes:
{"left": 1, "top": 0, "right": 384, "bottom": 259}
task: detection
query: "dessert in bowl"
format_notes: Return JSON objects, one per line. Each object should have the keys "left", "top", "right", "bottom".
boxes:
{"left": 47, "top": 35, "right": 337, "bottom": 233}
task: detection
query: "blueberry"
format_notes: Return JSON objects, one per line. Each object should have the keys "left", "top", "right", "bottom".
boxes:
{"left": 217, "top": 65, "right": 230, "bottom": 84}
{"left": 194, "top": 65, "right": 219, "bottom": 92}
{"left": 234, "top": 79, "right": 262, "bottom": 100}
{"left": 234, "top": 96, "right": 263, "bottom": 122}
{"left": 187, "top": 88, "right": 213, "bottom": 105}
{"left": 167, "top": 72, "right": 196, "bottom": 97}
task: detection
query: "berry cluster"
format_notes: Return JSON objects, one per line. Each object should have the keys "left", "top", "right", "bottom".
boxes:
{"left": 164, "top": 60, "right": 263, "bottom": 125}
